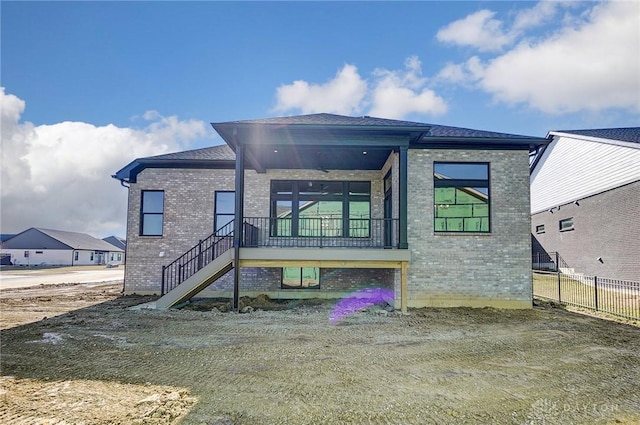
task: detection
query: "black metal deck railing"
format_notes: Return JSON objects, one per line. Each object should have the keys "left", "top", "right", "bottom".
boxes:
{"left": 243, "top": 217, "right": 399, "bottom": 248}
{"left": 161, "top": 217, "right": 402, "bottom": 296}
{"left": 161, "top": 222, "right": 235, "bottom": 295}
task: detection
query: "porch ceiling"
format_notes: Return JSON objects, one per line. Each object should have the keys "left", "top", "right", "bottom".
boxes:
{"left": 212, "top": 116, "right": 422, "bottom": 172}
{"left": 245, "top": 144, "right": 394, "bottom": 171}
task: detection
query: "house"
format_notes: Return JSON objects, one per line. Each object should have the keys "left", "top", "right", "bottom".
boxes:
{"left": 103, "top": 236, "right": 127, "bottom": 264}
{"left": 0, "top": 234, "right": 17, "bottom": 247}
{"left": 113, "top": 113, "right": 548, "bottom": 311}
{"left": 1, "top": 228, "right": 125, "bottom": 266}
{"left": 0, "top": 234, "right": 17, "bottom": 265}
{"left": 530, "top": 128, "right": 640, "bottom": 282}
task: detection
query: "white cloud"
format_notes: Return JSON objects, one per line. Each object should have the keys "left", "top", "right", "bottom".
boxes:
{"left": 0, "top": 88, "right": 209, "bottom": 238}
{"left": 436, "top": 56, "right": 484, "bottom": 85}
{"left": 369, "top": 56, "right": 447, "bottom": 119}
{"left": 436, "top": 1, "right": 640, "bottom": 114}
{"left": 480, "top": 1, "right": 640, "bottom": 113}
{"left": 511, "top": 0, "right": 561, "bottom": 32}
{"left": 436, "top": 9, "right": 513, "bottom": 52}
{"left": 273, "top": 64, "right": 367, "bottom": 115}
{"left": 273, "top": 57, "right": 447, "bottom": 119}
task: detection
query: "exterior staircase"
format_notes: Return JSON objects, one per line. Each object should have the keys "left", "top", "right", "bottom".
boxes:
{"left": 155, "top": 222, "right": 235, "bottom": 310}
{"left": 156, "top": 248, "right": 234, "bottom": 309}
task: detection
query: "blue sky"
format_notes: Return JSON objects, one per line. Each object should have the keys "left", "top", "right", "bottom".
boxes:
{"left": 1, "top": 1, "right": 639, "bottom": 238}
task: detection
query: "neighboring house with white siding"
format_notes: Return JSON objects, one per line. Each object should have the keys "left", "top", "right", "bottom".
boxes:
{"left": 114, "top": 113, "right": 548, "bottom": 311}
{"left": 1, "top": 228, "right": 125, "bottom": 266}
{"left": 530, "top": 128, "right": 640, "bottom": 281}
{"left": 103, "top": 236, "right": 127, "bottom": 264}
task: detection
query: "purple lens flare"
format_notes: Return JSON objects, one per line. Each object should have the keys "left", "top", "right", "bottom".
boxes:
{"left": 330, "top": 288, "right": 394, "bottom": 323}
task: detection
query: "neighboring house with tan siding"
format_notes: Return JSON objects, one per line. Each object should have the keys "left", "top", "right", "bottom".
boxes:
{"left": 530, "top": 128, "right": 640, "bottom": 282}
{"left": 114, "top": 113, "right": 548, "bottom": 311}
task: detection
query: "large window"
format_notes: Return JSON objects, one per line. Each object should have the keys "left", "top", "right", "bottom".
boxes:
{"left": 214, "top": 191, "right": 235, "bottom": 235}
{"left": 141, "top": 190, "right": 164, "bottom": 236}
{"left": 270, "top": 181, "right": 370, "bottom": 237}
{"left": 282, "top": 267, "right": 320, "bottom": 289}
{"left": 434, "top": 163, "right": 490, "bottom": 233}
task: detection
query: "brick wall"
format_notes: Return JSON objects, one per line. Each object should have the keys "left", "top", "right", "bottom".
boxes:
{"left": 124, "top": 167, "right": 388, "bottom": 294}
{"left": 531, "top": 180, "right": 640, "bottom": 282}
{"left": 406, "top": 149, "right": 532, "bottom": 308}
{"left": 124, "top": 149, "right": 534, "bottom": 307}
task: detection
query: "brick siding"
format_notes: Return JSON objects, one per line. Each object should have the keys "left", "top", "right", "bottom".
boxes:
{"left": 124, "top": 149, "right": 533, "bottom": 308}
{"left": 406, "top": 149, "right": 532, "bottom": 308}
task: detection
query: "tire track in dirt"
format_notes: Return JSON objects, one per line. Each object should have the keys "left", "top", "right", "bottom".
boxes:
{"left": 3, "top": 292, "right": 640, "bottom": 424}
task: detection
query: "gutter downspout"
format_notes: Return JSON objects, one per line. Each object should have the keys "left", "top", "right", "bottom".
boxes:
{"left": 112, "top": 174, "right": 130, "bottom": 293}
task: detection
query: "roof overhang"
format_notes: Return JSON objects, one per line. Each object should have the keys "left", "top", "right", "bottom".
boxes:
{"left": 113, "top": 158, "right": 235, "bottom": 184}
{"left": 211, "top": 121, "right": 427, "bottom": 172}
{"left": 113, "top": 114, "right": 550, "bottom": 183}
{"left": 547, "top": 131, "right": 640, "bottom": 150}
{"left": 416, "top": 136, "right": 550, "bottom": 150}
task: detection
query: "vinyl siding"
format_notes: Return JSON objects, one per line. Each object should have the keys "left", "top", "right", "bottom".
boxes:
{"left": 530, "top": 136, "right": 640, "bottom": 213}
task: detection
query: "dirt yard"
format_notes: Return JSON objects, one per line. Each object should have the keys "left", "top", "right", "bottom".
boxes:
{"left": 1, "top": 280, "right": 640, "bottom": 425}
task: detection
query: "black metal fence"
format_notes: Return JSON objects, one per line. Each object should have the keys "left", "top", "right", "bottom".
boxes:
{"left": 533, "top": 270, "right": 640, "bottom": 321}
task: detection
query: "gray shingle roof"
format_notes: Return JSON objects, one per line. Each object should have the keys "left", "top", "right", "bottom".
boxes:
{"left": 37, "top": 228, "right": 124, "bottom": 251}
{"left": 554, "top": 128, "right": 640, "bottom": 144}
{"left": 423, "top": 124, "right": 537, "bottom": 140}
{"left": 216, "top": 113, "right": 429, "bottom": 128}
{"left": 103, "top": 236, "right": 126, "bottom": 251}
{"left": 144, "top": 144, "right": 235, "bottom": 161}
{"left": 215, "top": 113, "right": 541, "bottom": 140}
{"left": 115, "top": 113, "right": 547, "bottom": 182}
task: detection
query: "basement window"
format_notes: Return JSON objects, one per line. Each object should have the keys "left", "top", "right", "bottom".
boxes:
{"left": 282, "top": 267, "right": 320, "bottom": 289}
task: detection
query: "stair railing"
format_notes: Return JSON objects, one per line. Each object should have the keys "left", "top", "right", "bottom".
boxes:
{"left": 161, "top": 221, "right": 234, "bottom": 295}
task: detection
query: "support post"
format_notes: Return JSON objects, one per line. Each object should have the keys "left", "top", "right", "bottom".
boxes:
{"left": 233, "top": 140, "right": 245, "bottom": 312}
{"left": 398, "top": 146, "right": 408, "bottom": 249}
{"left": 401, "top": 261, "right": 408, "bottom": 313}
{"left": 161, "top": 266, "right": 166, "bottom": 296}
